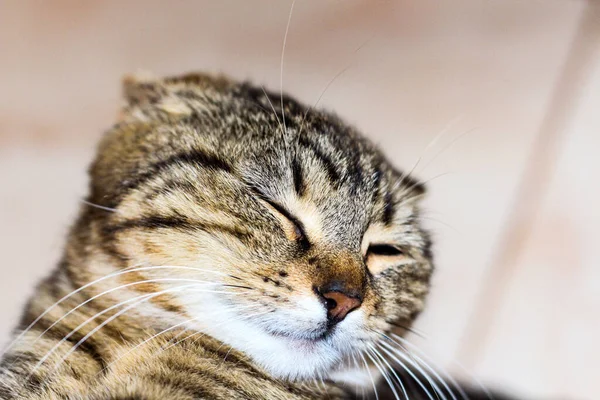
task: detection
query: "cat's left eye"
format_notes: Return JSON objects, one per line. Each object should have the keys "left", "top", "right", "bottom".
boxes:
{"left": 365, "top": 243, "right": 408, "bottom": 274}
{"left": 367, "top": 244, "right": 404, "bottom": 257}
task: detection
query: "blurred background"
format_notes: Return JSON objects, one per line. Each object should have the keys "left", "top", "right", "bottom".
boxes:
{"left": 1, "top": 1, "right": 599, "bottom": 399}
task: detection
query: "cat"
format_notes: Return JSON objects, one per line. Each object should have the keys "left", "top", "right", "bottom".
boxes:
{"left": 0, "top": 72, "right": 506, "bottom": 399}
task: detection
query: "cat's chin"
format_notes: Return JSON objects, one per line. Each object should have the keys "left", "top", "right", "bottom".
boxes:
{"left": 214, "top": 320, "right": 343, "bottom": 381}
{"left": 266, "top": 331, "right": 327, "bottom": 351}
{"left": 253, "top": 335, "right": 352, "bottom": 381}
{"left": 188, "top": 308, "right": 365, "bottom": 381}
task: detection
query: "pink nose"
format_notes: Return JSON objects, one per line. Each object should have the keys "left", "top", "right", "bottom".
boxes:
{"left": 321, "top": 291, "right": 362, "bottom": 322}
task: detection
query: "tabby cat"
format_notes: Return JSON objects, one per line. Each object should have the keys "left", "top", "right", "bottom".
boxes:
{"left": 0, "top": 73, "right": 502, "bottom": 399}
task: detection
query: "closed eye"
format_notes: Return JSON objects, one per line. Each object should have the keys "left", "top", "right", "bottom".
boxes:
{"left": 248, "top": 185, "right": 308, "bottom": 245}
{"left": 365, "top": 243, "right": 408, "bottom": 274}
{"left": 367, "top": 244, "right": 404, "bottom": 257}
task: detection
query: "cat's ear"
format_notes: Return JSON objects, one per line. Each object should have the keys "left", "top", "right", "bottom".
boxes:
{"left": 122, "top": 72, "right": 164, "bottom": 107}
{"left": 407, "top": 180, "right": 427, "bottom": 199}
{"left": 391, "top": 177, "right": 427, "bottom": 214}
{"left": 392, "top": 171, "right": 427, "bottom": 202}
{"left": 119, "top": 72, "right": 192, "bottom": 122}
{"left": 118, "top": 72, "right": 231, "bottom": 122}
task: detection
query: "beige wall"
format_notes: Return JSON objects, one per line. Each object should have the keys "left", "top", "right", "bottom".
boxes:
{"left": 1, "top": 1, "right": 598, "bottom": 398}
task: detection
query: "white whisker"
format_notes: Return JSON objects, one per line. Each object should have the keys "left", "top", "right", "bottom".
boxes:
{"left": 297, "top": 66, "right": 351, "bottom": 139}
{"left": 261, "top": 86, "right": 283, "bottom": 134}
{"left": 394, "top": 171, "right": 453, "bottom": 208}
{"left": 169, "top": 305, "right": 267, "bottom": 352}
{"left": 391, "top": 334, "right": 465, "bottom": 400}
{"left": 380, "top": 341, "right": 446, "bottom": 400}
{"left": 378, "top": 341, "right": 436, "bottom": 400}
{"left": 358, "top": 350, "right": 380, "bottom": 400}
{"left": 101, "top": 304, "right": 267, "bottom": 375}
{"left": 280, "top": 0, "right": 296, "bottom": 135}
{"left": 1, "top": 265, "right": 227, "bottom": 360}
{"left": 31, "top": 277, "right": 229, "bottom": 349}
{"left": 80, "top": 199, "right": 121, "bottom": 214}
{"left": 369, "top": 344, "right": 408, "bottom": 400}
{"left": 297, "top": 30, "right": 372, "bottom": 138}
{"left": 419, "top": 127, "right": 476, "bottom": 174}
{"left": 394, "top": 115, "right": 463, "bottom": 193}
{"left": 30, "top": 282, "right": 228, "bottom": 378}
{"left": 451, "top": 360, "right": 492, "bottom": 400}
{"left": 366, "top": 347, "right": 401, "bottom": 400}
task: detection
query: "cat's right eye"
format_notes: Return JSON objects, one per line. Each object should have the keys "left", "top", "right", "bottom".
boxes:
{"left": 265, "top": 200, "right": 308, "bottom": 245}
{"left": 249, "top": 186, "right": 308, "bottom": 245}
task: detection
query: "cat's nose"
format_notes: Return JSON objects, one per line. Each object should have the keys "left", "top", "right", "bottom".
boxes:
{"left": 320, "top": 290, "right": 362, "bottom": 323}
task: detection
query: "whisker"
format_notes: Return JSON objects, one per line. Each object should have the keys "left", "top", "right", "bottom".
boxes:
{"left": 368, "top": 344, "right": 408, "bottom": 400}
{"left": 102, "top": 314, "right": 204, "bottom": 375}
{"left": 358, "top": 350, "right": 380, "bottom": 400}
{"left": 377, "top": 341, "right": 437, "bottom": 400}
{"left": 261, "top": 86, "right": 283, "bottom": 134}
{"left": 1, "top": 265, "right": 228, "bottom": 359}
{"left": 80, "top": 199, "right": 121, "bottom": 214}
{"left": 385, "top": 320, "right": 426, "bottom": 339}
{"left": 279, "top": 0, "right": 296, "bottom": 135}
{"left": 298, "top": 66, "right": 351, "bottom": 135}
{"left": 48, "top": 285, "right": 216, "bottom": 375}
{"left": 30, "top": 277, "right": 234, "bottom": 349}
{"left": 101, "top": 304, "right": 267, "bottom": 375}
{"left": 207, "top": 308, "right": 272, "bottom": 360}
{"left": 348, "top": 353, "right": 360, "bottom": 399}
{"left": 366, "top": 347, "right": 401, "bottom": 400}
{"left": 391, "top": 334, "right": 467, "bottom": 400}
{"left": 418, "top": 127, "right": 476, "bottom": 175}
{"left": 297, "top": 30, "right": 372, "bottom": 138}
{"left": 394, "top": 115, "right": 463, "bottom": 193}
{"left": 380, "top": 341, "right": 447, "bottom": 400}
{"left": 30, "top": 282, "right": 231, "bottom": 378}
{"left": 393, "top": 171, "right": 453, "bottom": 209}
{"left": 120, "top": 261, "right": 146, "bottom": 272}
{"left": 348, "top": 350, "right": 365, "bottom": 399}
{"left": 450, "top": 360, "right": 492, "bottom": 400}
{"left": 163, "top": 304, "right": 267, "bottom": 353}
{"left": 418, "top": 215, "right": 461, "bottom": 234}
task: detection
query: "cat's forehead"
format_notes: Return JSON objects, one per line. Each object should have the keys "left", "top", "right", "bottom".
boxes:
{"left": 230, "top": 120, "right": 420, "bottom": 249}
{"left": 105, "top": 73, "right": 425, "bottom": 244}
{"left": 238, "top": 139, "right": 375, "bottom": 247}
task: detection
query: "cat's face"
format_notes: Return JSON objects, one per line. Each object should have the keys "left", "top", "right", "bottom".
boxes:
{"left": 86, "top": 74, "right": 432, "bottom": 381}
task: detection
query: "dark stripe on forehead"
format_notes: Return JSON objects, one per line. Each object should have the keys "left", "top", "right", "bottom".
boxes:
{"left": 371, "top": 167, "right": 383, "bottom": 201}
{"left": 367, "top": 167, "right": 384, "bottom": 226}
{"left": 422, "top": 231, "right": 433, "bottom": 261}
{"left": 291, "top": 154, "right": 305, "bottom": 196}
{"left": 106, "top": 215, "right": 191, "bottom": 232}
{"left": 382, "top": 188, "right": 395, "bottom": 225}
{"left": 342, "top": 134, "right": 366, "bottom": 191}
{"left": 143, "top": 178, "right": 198, "bottom": 202}
{"left": 112, "top": 149, "right": 231, "bottom": 207}
{"left": 104, "top": 215, "right": 250, "bottom": 241}
{"left": 298, "top": 135, "right": 341, "bottom": 184}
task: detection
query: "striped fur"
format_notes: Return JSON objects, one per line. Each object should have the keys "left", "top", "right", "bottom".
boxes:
{"left": 0, "top": 73, "right": 434, "bottom": 399}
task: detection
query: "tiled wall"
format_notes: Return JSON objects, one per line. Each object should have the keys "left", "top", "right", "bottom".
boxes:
{"left": 0, "top": 1, "right": 597, "bottom": 398}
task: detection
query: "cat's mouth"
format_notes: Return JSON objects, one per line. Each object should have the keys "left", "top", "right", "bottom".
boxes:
{"left": 263, "top": 325, "right": 334, "bottom": 346}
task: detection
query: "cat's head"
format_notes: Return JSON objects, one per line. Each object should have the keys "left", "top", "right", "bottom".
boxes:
{"left": 78, "top": 73, "right": 432, "bottom": 381}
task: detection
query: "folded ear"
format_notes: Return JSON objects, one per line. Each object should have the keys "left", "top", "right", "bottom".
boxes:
{"left": 119, "top": 73, "right": 192, "bottom": 122}
{"left": 119, "top": 72, "right": 233, "bottom": 123}
{"left": 122, "top": 72, "right": 164, "bottom": 106}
